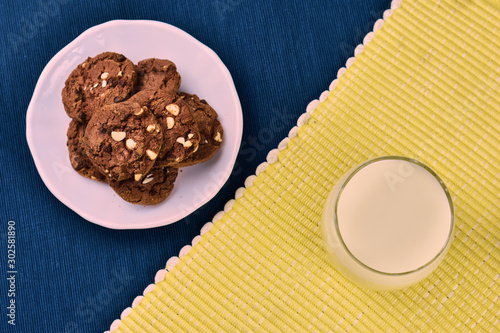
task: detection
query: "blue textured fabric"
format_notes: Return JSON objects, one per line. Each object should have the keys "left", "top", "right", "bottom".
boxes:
{"left": 0, "top": 0, "right": 390, "bottom": 332}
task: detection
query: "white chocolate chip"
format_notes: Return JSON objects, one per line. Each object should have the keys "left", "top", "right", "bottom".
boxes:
{"left": 126, "top": 139, "right": 137, "bottom": 150}
{"left": 134, "top": 107, "right": 145, "bottom": 116}
{"left": 183, "top": 141, "right": 192, "bottom": 148}
{"left": 111, "top": 131, "right": 126, "bottom": 142}
{"left": 166, "top": 104, "right": 180, "bottom": 116}
{"left": 146, "top": 149, "right": 158, "bottom": 160}
{"left": 102, "top": 80, "right": 107, "bottom": 87}
{"left": 142, "top": 178, "right": 153, "bottom": 184}
{"left": 147, "top": 124, "right": 156, "bottom": 132}
{"left": 188, "top": 133, "right": 194, "bottom": 139}
{"left": 93, "top": 83, "right": 99, "bottom": 88}
{"left": 117, "top": 71, "right": 123, "bottom": 77}
{"left": 100, "top": 72, "right": 109, "bottom": 80}
{"left": 166, "top": 117, "right": 175, "bottom": 129}
{"left": 214, "top": 131, "right": 222, "bottom": 142}
{"left": 134, "top": 174, "right": 142, "bottom": 181}
{"left": 142, "top": 175, "right": 154, "bottom": 184}
{"left": 176, "top": 137, "right": 185, "bottom": 144}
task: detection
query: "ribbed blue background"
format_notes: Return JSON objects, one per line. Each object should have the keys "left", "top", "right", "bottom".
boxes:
{"left": 0, "top": 0, "right": 390, "bottom": 331}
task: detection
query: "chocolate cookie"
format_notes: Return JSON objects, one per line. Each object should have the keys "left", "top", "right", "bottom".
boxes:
{"left": 135, "top": 58, "right": 181, "bottom": 93}
{"left": 62, "top": 52, "right": 137, "bottom": 123}
{"left": 129, "top": 90, "right": 200, "bottom": 166}
{"left": 176, "top": 93, "right": 223, "bottom": 167}
{"left": 66, "top": 120, "right": 107, "bottom": 183}
{"left": 84, "top": 101, "right": 163, "bottom": 181}
{"left": 108, "top": 167, "right": 178, "bottom": 205}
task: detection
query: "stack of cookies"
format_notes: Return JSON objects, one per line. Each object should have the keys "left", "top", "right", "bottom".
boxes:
{"left": 63, "top": 52, "right": 223, "bottom": 205}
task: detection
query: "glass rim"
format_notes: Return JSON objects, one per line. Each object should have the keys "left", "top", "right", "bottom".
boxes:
{"left": 333, "top": 156, "right": 455, "bottom": 276}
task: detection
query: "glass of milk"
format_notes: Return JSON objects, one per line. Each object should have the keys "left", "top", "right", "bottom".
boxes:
{"left": 322, "top": 156, "right": 454, "bottom": 291}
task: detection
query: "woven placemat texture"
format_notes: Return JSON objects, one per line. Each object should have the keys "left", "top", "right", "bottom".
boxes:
{"left": 114, "top": 0, "right": 499, "bottom": 331}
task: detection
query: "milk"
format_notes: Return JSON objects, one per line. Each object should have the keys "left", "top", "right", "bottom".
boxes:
{"left": 322, "top": 157, "right": 454, "bottom": 290}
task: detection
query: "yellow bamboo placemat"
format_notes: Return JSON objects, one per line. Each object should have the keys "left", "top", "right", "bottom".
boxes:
{"left": 109, "top": 0, "right": 500, "bottom": 331}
